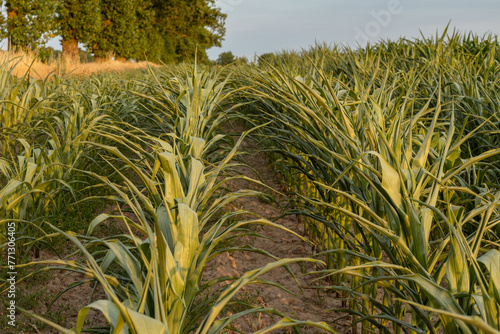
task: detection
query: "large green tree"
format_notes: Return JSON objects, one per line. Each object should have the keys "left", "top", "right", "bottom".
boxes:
{"left": 145, "top": 0, "right": 226, "bottom": 62}
{"left": 134, "top": 0, "right": 164, "bottom": 61}
{"left": 57, "top": 0, "right": 101, "bottom": 61}
{"left": 91, "top": 0, "right": 141, "bottom": 61}
{"left": 1, "top": 0, "right": 226, "bottom": 63}
{"left": 5, "top": 0, "right": 58, "bottom": 51}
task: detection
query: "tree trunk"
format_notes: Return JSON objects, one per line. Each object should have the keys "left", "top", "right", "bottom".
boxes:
{"left": 62, "top": 37, "right": 79, "bottom": 62}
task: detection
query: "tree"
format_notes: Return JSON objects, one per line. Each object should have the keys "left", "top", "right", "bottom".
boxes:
{"left": 135, "top": 0, "right": 164, "bottom": 61}
{"left": 216, "top": 51, "right": 235, "bottom": 66}
{"left": 150, "top": 0, "right": 226, "bottom": 63}
{"left": 5, "top": 0, "right": 58, "bottom": 51}
{"left": 1, "top": 0, "right": 227, "bottom": 63}
{"left": 57, "top": 0, "right": 101, "bottom": 61}
{"left": 38, "top": 46, "right": 61, "bottom": 63}
{"left": 91, "top": 0, "right": 141, "bottom": 61}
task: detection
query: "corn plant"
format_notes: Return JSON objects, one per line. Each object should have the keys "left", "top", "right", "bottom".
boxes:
{"left": 15, "top": 67, "right": 335, "bottom": 334}
{"left": 235, "top": 33, "right": 500, "bottom": 333}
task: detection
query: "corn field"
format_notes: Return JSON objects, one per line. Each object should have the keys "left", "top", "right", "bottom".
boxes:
{"left": 1, "top": 32, "right": 500, "bottom": 334}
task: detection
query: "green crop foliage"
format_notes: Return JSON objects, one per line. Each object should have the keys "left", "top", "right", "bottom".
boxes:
{"left": 235, "top": 31, "right": 500, "bottom": 333}
{"left": 0, "top": 61, "right": 334, "bottom": 333}
{"left": 2, "top": 29, "right": 500, "bottom": 334}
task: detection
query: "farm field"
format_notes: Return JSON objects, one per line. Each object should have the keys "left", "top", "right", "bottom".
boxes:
{"left": 1, "top": 32, "right": 500, "bottom": 334}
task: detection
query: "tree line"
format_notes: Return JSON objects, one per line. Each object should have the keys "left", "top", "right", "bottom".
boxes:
{"left": 1, "top": 0, "right": 226, "bottom": 63}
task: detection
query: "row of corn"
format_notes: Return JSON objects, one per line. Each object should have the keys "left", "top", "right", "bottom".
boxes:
{"left": 235, "top": 32, "right": 500, "bottom": 333}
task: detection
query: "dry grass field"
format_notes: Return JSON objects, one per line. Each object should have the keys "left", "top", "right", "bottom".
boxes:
{"left": 0, "top": 51, "right": 157, "bottom": 79}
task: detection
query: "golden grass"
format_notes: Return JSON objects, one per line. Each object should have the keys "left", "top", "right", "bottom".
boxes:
{"left": 0, "top": 51, "right": 159, "bottom": 79}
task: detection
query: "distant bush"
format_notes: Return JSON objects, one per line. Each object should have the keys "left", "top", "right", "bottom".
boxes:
{"left": 216, "top": 51, "right": 235, "bottom": 65}
{"left": 37, "top": 47, "right": 62, "bottom": 63}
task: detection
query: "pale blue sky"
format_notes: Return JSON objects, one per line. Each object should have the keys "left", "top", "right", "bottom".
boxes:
{"left": 207, "top": 0, "right": 500, "bottom": 60}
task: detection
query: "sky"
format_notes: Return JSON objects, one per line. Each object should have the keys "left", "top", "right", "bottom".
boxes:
{"left": 206, "top": 0, "right": 500, "bottom": 60}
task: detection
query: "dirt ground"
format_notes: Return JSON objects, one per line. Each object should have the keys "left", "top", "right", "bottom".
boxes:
{"left": 202, "top": 121, "right": 352, "bottom": 333}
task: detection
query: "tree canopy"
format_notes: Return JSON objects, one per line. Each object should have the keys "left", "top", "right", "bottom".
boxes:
{"left": 58, "top": 0, "right": 101, "bottom": 60}
{"left": 0, "top": 0, "right": 226, "bottom": 63}
{"left": 155, "top": 0, "right": 226, "bottom": 62}
{"left": 216, "top": 51, "right": 235, "bottom": 65}
{"left": 4, "top": 0, "right": 58, "bottom": 51}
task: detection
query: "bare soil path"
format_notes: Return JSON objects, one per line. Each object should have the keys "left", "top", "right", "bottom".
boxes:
{"left": 203, "top": 121, "right": 351, "bottom": 333}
